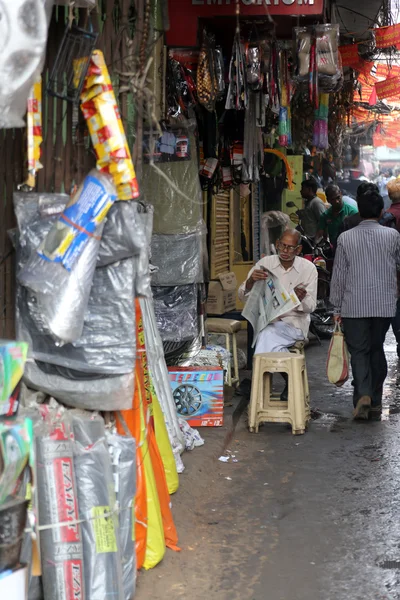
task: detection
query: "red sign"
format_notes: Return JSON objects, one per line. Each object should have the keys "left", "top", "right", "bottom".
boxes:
{"left": 166, "top": 0, "right": 324, "bottom": 47}
{"left": 375, "top": 76, "right": 400, "bottom": 100}
{"left": 339, "top": 44, "right": 359, "bottom": 68}
{"left": 375, "top": 23, "right": 400, "bottom": 49}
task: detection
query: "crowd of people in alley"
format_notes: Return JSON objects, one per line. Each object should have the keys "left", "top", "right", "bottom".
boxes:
{"left": 240, "top": 169, "right": 400, "bottom": 421}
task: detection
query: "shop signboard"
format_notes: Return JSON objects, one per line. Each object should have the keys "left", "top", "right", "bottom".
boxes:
{"left": 375, "top": 77, "right": 400, "bottom": 101}
{"left": 375, "top": 23, "right": 400, "bottom": 49}
{"left": 168, "top": 366, "right": 224, "bottom": 426}
{"left": 167, "top": 0, "right": 324, "bottom": 46}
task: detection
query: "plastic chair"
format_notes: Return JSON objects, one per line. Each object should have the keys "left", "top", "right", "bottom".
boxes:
{"left": 206, "top": 318, "right": 241, "bottom": 386}
{"left": 248, "top": 353, "right": 310, "bottom": 435}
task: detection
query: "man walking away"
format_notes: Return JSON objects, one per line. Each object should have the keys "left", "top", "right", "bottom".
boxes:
{"left": 386, "top": 179, "right": 400, "bottom": 356}
{"left": 338, "top": 183, "right": 396, "bottom": 237}
{"left": 330, "top": 191, "right": 400, "bottom": 421}
{"left": 300, "top": 179, "right": 327, "bottom": 240}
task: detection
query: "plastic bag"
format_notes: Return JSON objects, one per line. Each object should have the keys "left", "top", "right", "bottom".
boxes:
{"left": 140, "top": 133, "right": 202, "bottom": 234}
{"left": 152, "top": 285, "right": 198, "bottom": 343}
{"left": 246, "top": 44, "right": 262, "bottom": 91}
{"left": 0, "top": 0, "right": 51, "bottom": 129}
{"left": 73, "top": 439, "right": 124, "bottom": 600}
{"left": 150, "top": 228, "right": 204, "bottom": 286}
{"left": 326, "top": 322, "right": 350, "bottom": 387}
{"left": 23, "top": 360, "right": 135, "bottom": 411}
{"left": 106, "top": 433, "right": 136, "bottom": 600}
{"left": 35, "top": 409, "right": 85, "bottom": 600}
{"left": 35, "top": 170, "right": 116, "bottom": 271}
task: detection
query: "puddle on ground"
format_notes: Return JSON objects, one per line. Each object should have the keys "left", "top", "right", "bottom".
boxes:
{"left": 311, "top": 409, "right": 348, "bottom": 431}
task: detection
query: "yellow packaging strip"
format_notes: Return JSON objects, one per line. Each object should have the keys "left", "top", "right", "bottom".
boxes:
{"left": 80, "top": 51, "right": 140, "bottom": 201}
{"left": 26, "top": 76, "right": 43, "bottom": 188}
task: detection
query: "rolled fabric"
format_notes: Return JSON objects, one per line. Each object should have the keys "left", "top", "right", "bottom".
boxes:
{"left": 73, "top": 439, "right": 124, "bottom": 600}
{"left": 106, "top": 433, "right": 136, "bottom": 600}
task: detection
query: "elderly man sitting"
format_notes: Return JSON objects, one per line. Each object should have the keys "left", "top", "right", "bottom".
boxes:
{"left": 239, "top": 229, "right": 318, "bottom": 355}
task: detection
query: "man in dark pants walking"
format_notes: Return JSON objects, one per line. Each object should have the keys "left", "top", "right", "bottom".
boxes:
{"left": 330, "top": 191, "right": 400, "bottom": 420}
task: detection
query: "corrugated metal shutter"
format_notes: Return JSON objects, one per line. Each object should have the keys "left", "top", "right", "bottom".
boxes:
{"left": 252, "top": 182, "right": 261, "bottom": 263}
{"left": 210, "top": 189, "right": 231, "bottom": 279}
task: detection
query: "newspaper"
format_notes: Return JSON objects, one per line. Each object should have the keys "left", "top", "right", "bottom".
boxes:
{"left": 242, "top": 272, "right": 300, "bottom": 347}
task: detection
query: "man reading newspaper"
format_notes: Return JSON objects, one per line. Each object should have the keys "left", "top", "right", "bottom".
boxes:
{"left": 239, "top": 229, "right": 318, "bottom": 360}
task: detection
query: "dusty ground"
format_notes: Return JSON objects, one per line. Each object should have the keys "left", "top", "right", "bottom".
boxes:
{"left": 136, "top": 332, "right": 400, "bottom": 600}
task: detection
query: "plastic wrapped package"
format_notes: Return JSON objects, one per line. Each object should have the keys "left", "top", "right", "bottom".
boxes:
{"left": 135, "top": 208, "right": 153, "bottom": 298}
{"left": 73, "top": 439, "right": 124, "bottom": 600}
{"left": 98, "top": 201, "right": 153, "bottom": 267}
{"left": 71, "top": 410, "right": 106, "bottom": 445}
{"left": 140, "top": 297, "right": 185, "bottom": 470}
{"left": 0, "top": 0, "right": 52, "bottom": 129}
{"left": 140, "top": 134, "right": 203, "bottom": 234}
{"left": 17, "top": 257, "right": 136, "bottom": 374}
{"left": 294, "top": 25, "right": 342, "bottom": 91}
{"left": 35, "top": 410, "right": 85, "bottom": 600}
{"left": 18, "top": 173, "right": 116, "bottom": 344}
{"left": 25, "top": 76, "right": 43, "bottom": 188}
{"left": 106, "top": 433, "right": 136, "bottom": 600}
{"left": 152, "top": 285, "right": 198, "bottom": 343}
{"left": 35, "top": 170, "right": 116, "bottom": 271}
{"left": 19, "top": 223, "right": 104, "bottom": 344}
{"left": 80, "top": 51, "right": 139, "bottom": 201}
{"left": 150, "top": 228, "right": 204, "bottom": 286}
{"left": 23, "top": 360, "right": 135, "bottom": 411}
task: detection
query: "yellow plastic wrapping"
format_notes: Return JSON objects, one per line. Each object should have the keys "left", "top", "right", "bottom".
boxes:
{"left": 26, "top": 76, "right": 43, "bottom": 188}
{"left": 80, "top": 50, "right": 140, "bottom": 201}
{"left": 139, "top": 372, "right": 166, "bottom": 570}
{"left": 152, "top": 389, "right": 179, "bottom": 495}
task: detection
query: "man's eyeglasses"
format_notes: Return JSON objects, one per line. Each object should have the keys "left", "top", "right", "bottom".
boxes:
{"left": 277, "top": 242, "right": 299, "bottom": 252}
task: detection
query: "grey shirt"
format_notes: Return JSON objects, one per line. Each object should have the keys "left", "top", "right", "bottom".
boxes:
{"left": 301, "top": 196, "right": 327, "bottom": 239}
{"left": 330, "top": 221, "right": 400, "bottom": 318}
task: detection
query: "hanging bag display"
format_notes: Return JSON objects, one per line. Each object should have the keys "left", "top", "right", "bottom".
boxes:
{"left": 326, "top": 322, "right": 350, "bottom": 387}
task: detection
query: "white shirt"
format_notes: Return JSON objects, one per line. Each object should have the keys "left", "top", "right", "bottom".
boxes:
{"left": 238, "top": 255, "right": 318, "bottom": 338}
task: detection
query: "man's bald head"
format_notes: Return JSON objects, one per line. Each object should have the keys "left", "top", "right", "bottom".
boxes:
{"left": 279, "top": 229, "right": 302, "bottom": 246}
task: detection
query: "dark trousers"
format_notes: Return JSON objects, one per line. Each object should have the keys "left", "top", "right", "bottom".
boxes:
{"left": 392, "top": 298, "right": 400, "bottom": 347}
{"left": 342, "top": 317, "right": 391, "bottom": 408}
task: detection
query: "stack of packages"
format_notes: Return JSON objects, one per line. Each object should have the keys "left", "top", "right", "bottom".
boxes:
{"left": 0, "top": 342, "right": 31, "bottom": 598}
{"left": 12, "top": 50, "right": 203, "bottom": 600}
{"left": 140, "top": 130, "right": 205, "bottom": 345}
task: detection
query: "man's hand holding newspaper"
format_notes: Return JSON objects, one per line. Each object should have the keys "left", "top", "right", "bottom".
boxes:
{"left": 242, "top": 271, "right": 300, "bottom": 347}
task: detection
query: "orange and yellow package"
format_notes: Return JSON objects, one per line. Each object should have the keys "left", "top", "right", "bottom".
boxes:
{"left": 26, "top": 76, "right": 43, "bottom": 188}
{"left": 80, "top": 50, "right": 140, "bottom": 200}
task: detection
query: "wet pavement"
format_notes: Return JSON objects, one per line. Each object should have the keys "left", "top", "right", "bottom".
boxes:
{"left": 136, "top": 332, "right": 400, "bottom": 600}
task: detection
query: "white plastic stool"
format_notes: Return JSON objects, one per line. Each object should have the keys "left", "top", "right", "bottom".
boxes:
{"left": 248, "top": 353, "right": 310, "bottom": 435}
{"left": 206, "top": 318, "right": 241, "bottom": 386}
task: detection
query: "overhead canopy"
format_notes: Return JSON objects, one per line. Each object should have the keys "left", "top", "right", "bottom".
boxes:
{"left": 334, "top": 0, "right": 385, "bottom": 38}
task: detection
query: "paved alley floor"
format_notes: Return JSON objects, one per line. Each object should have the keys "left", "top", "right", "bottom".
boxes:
{"left": 136, "top": 333, "right": 400, "bottom": 600}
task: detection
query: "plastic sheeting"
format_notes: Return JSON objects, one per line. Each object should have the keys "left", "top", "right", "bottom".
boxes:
{"left": 106, "top": 432, "right": 136, "bottom": 600}
{"left": 150, "top": 229, "right": 204, "bottom": 286}
{"left": 71, "top": 410, "right": 106, "bottom": 445}
{"left": 15, "top": 190, "right": 105, "bottom": 344}
{"left": 23, "top": 361, "right": 134, "bottom": 411}
{"left": 98, "top": 201, "right": 153, "bottom": 267}
{"left": 17, "top": 257, "right": 136, "bottom": 375}
{"left": 140, "top": 134, "right": 203, "bottom": 234}
{"left": 140, "top": 297, "right": 185, "bottom": 472}
{"left": 73, "top": 439, "right": 124, "bottom": 600}
{"left": 35, "top": 411, "right": 85, "bottom": 600}
{"left": 152, "top": 285, "right": 198, "bottom": 343}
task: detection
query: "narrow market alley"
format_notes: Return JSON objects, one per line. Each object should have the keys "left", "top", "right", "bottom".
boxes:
{"left": 137, "top": 333, "right": 400, "bottom": 600}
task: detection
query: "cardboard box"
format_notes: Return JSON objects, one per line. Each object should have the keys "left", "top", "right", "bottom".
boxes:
{"left": 168, "top": 366, "right": 224, "bottom": 426}
{"left": 207, "top": 272, "right": 237, "bottom": 315}
{"left": 0, "top": 565, "right": 28, "bottom": 599}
